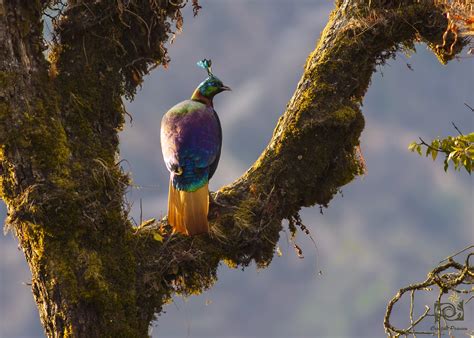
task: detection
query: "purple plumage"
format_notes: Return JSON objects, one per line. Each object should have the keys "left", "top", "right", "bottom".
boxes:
{"left": 160, "top": 100, "right": 222, "bottom": 192}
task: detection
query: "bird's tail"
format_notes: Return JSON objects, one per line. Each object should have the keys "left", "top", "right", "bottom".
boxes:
{"left": 168, "top": 180, "right": 209, "bottom": 235}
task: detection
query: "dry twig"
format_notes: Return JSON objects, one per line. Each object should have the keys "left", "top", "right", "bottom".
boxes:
{"left": 384, "top": 247, "right": 474, "bottom": 337}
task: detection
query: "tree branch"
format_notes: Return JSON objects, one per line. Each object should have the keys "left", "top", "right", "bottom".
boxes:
{"left": 1, "top": 0, "right": 190, "bottom": 335}
{"left": 134, "top": 0, "right": 467, "bottom": 323}
{"left": 384, "top": 250, "right": 474, "bottom": 336}
{"left": 0, "top": 1, "right": 72, "bottom": 334}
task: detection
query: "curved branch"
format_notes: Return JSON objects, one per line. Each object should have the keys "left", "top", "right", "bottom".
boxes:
{"left": 384, "top": 250, "right": 474, "bottom": 336}
{"left": 1, "top": 0, "right": 192, "bottom": 335}
{"left": 134, "top": 0, "right": 466, "bottom": 322}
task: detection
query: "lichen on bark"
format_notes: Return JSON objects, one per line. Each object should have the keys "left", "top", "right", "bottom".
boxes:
{"left": 0, "top": 0, "right": 465, "bottom": 336}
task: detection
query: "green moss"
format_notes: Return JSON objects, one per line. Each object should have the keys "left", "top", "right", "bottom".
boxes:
{"left": 332, "top": 106, "right": 357, "bottom": 125}
{"left": 28, "top": 102, "right": 71, "bottom": 173}
{"left": 233, "top": 197, "right": 261, "bottom": 229}
{"left": 1, "top": 78, "right": 72, "bottom": 195}
{"left": 79, "top": 251, "right": 108, "bottom": 296}
{"left": 2, "top": 70, "right": 142, "bottom": 334}
{"left": 0, "top": 71, "right": 15, "bottom": 87}
{"left": 0, "top": 147, "right": 16, "bottom": 203}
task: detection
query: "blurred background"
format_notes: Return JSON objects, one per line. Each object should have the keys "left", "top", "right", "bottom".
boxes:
{"left": 1, "top": 1, "right": 473, "bottom": 337}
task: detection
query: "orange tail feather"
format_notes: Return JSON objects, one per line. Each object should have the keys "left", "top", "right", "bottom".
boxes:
{"left": 168, "top": 181, "right": 209, "bottom": 235}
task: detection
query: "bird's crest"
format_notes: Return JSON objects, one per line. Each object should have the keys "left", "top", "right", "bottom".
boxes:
{"left": 197, "top": 59, "right": 213, "bottom": 76}
{"left": 192, "top": 59, "right": 230, "bottom": 103}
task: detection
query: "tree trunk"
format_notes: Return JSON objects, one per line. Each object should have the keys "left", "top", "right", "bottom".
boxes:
{"left": 0, "top": 0, "right": 463, "bottom": 336}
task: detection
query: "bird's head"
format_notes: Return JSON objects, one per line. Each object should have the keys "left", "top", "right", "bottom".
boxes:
{"left": 197, "top": 75, "right": 231, "bottom": 97}
{"left": 191, "top": 59, "right": 231, "bottom": 104}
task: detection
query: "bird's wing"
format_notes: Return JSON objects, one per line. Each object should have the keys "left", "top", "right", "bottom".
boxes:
{"left": 208, "top": 108, "right": 222, "bottom": 180}
{"left": 161, "top": 100, "right": 221, "bottom": 174}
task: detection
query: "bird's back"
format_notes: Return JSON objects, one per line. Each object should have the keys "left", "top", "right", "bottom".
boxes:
{"left": 161, "top": 100, "right": 222, "bottom": 192}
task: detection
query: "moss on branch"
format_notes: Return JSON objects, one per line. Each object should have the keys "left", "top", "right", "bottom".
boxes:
{"left": 133, "top": 0, "right": 466, "bottom": 326}
{"left": 1, "top": 0, "right": 187, "bottom": 335}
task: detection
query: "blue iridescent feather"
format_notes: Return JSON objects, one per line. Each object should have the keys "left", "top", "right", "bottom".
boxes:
{"left": 197, "top": 59, "right": 212, "bottom": 74}
{"left": 161, "top": 100, "right": 221, "bottom": 192}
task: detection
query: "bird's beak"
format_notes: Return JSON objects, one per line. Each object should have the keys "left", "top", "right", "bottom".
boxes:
{"left": 220, "top": 85, "right": 232, "bottom": 91}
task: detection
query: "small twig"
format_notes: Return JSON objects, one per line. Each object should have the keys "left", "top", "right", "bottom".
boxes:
{"left": 451, "top": 121, "right": 463, "bottom": 135}
{"left": 439, "top": 245, "right": 474, "bottom": 264}
{"left": 436, "top": 291, "right": 442, "bottom": 338}
{"left": 464, "top": 102, "right": 474, "bottom": 112}
{"left": 405, "top": 306, "right": 431, "bottom": 336}
{"left": 43, "top": 11, "right": 56, "bottom": 20}
{"left": 293, "top": 243, "right": 304, "bottom": 259}
{"left": 123, "top": 8, "right": 152, "bottom": 48}
{"left": 140, "top": 198, "right": 143, "bottom": 225}
{"left": 191, "top": 0, "right": 202, "bottom": 16}
{"left": 409, "top": 290, "right": 416, "bottom": 338}
{"left": 384, "top": 248, "right": 474, "bottom": 337}
{"left": 168, "top": 0, "right": 187, "bottom": 8}
{"left": 418, "top": 137, "right": 448, "bottom": 154}
{"left": 82, "top": 36, "right": 89, "bottom": 66}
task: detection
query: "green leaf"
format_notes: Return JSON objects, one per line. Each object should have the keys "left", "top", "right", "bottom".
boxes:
{"left": 426, "top": 147, "right": 431, "bottom": 157}
{"left": 466, "top": 133, "right": 474, "bottom": 142}
{"left": 416, "top": 145, "right": 422, "bottom": 156}
{"left": 408, "top": 142, "right": 417, "bottom": 152}
{"left": 448, "top": 151, "right": 456, "bottom": 162}
{"left": 153, "top": 232, "right": 163, "bottom": 242}
{"left": 409, "top": 131, "right": 474, "bottom": 173}
{"left": 465, "top": 161, "right": 472, "bottom": 174}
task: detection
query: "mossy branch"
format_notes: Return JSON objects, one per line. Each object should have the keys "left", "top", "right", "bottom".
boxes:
{"left": 0, "top": 0, "right": 467, "bottom": 336}
{"left": 134, "top": 0, "right": 467, "bottom": 324}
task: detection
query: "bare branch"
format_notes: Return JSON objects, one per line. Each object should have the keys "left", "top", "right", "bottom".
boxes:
{"left": 451, "top": 121, "right": 464, "bottom": 135}
{"left": 384, "top": 248, "right": 474, "bottom": 337}
{"left": 465, "top": 102, "right": 474, "bottom": 112}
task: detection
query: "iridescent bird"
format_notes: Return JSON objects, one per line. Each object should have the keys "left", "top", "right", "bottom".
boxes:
{"left": 160, "top": 60, "right": 230, "bottom": 235}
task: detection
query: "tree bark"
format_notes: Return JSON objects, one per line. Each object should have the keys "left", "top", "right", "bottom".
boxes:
{"left": 0, "top": 0, "right": 464, "bottom": 336}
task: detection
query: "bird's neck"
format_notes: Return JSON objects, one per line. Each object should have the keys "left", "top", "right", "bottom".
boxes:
{"left": 191, "top": 88, "right": 213, "bottom": 107}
